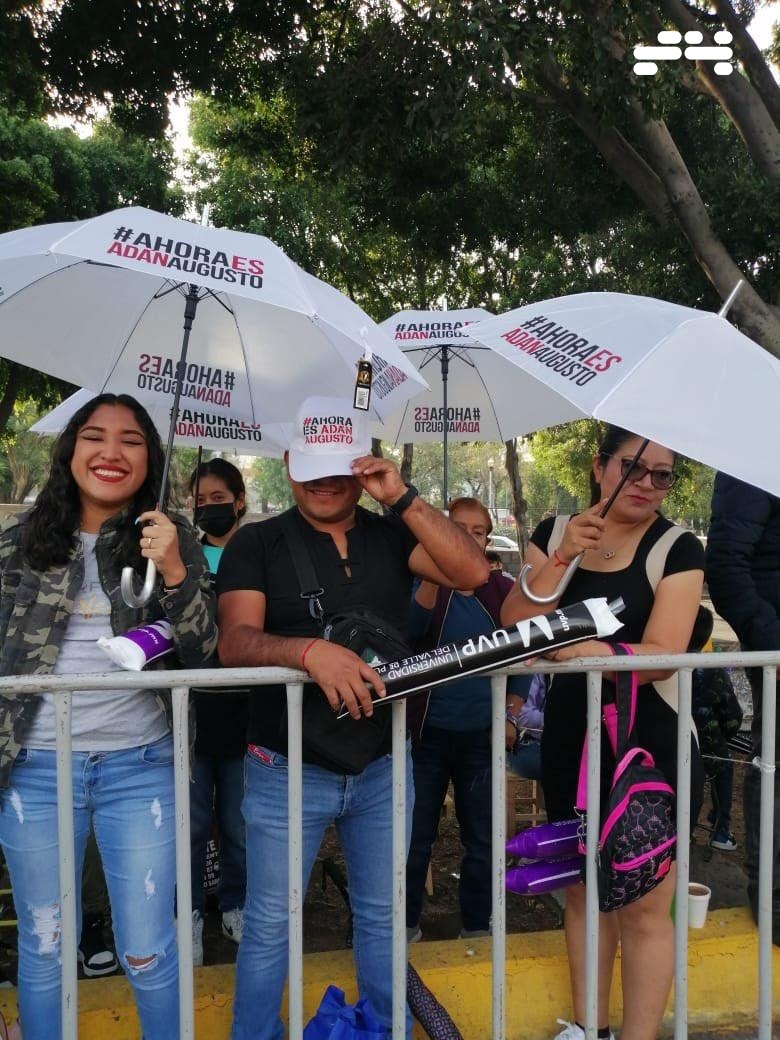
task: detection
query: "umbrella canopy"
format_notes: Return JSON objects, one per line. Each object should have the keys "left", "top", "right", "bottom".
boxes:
{"left": 31, "top": 388, "right": 289, "bottom": 457}
{"left": 466, "top": 291, "right": 780, "bottom": 498}
{"left": 0, "top": 208, "right": 428, "bottom": 425}
{"left": 377, "top": 307, "right": 510, "bottom": 443}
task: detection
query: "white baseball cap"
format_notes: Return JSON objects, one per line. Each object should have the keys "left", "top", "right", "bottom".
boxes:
{"left": 287, "top": 396, "right": 371, "bottom": 482}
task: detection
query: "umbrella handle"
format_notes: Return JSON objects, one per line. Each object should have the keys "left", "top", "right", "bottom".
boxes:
{"left": 120, "top": 561, "right": 157, "bottom": 608}
{"left": 518, "top": 552, "right": 584, "bottom": 605}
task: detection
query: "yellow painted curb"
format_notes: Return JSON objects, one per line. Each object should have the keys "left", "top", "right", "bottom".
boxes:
{"left": 0, "top": 908, "right": 776, "bottom": 1037}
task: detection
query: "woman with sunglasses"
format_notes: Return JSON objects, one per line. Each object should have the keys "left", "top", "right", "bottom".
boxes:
{"left": 501, "top": 426, "right": 704, "bottom": 1040}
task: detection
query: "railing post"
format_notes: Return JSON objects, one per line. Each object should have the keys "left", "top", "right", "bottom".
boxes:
{"left": 172, "top": 685, "right": 194, "bottom": 1040}
{"left": 491, "top": 674, "right": 507, "bottom": 1040}
{"left": 392, "top": 699, "right": 408, "bottom": 1040}
{"left": 286, "top": 681, "right": 305, "bottom": 1040}
{"left": 583, "top": 670, "right": 602, "bottom": 1040}
{"left": 758, "top": 665, "right": 777, "bottom": 1040}
{"left": 55, "top": 690, "right": 78, "bottom": 1040}
{"left": 673, "top": 669, "right": 693, "bottom": 1040}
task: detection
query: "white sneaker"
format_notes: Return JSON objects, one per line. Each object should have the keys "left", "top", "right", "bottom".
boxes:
{"left": 222, "top": 907, "right": 244, "bottom": 944}
{"left": 192, "top": 910, "right": 204, "bottom": 967}
{"left": 554, "top": 1020, "right": 614, "bottom": 1040}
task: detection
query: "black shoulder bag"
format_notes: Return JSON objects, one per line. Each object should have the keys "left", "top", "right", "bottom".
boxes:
{"left": 279, "top": 513, "right": 412, "bottom": 775}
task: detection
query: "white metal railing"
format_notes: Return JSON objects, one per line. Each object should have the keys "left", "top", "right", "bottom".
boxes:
{"left": 0, "top": 650, "right": 776, "bottom": 1040}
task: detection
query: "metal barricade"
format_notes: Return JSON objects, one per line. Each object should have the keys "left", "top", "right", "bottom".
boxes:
{"left": 0, "top": 649, "right": 776, "bottom": 1039}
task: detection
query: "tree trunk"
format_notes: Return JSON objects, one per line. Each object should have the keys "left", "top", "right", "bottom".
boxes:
{"left": 504, "top": 438, "right": 528, "bottom": 556}
{"left": 371, "top": 436, "right": 383, "bottom": 458}
{"left": 0, "top": 362, "right": 23, "bottom": 438}
{"left": 630, "top": 102, "right": 780, "bottom": 355}
{"left": 401, "top": 443, "right": 414, "bottom": 484}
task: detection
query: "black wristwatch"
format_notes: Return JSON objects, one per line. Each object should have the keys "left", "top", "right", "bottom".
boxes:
{"left": 388, "top": 483, "right": 419, "bottom": 517}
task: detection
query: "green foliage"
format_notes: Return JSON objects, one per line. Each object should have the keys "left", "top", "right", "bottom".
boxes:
{"left": 0, "top": 398, "right": 53, "bottom": 502}
{"left": 250, "top": 457, "right": 294, "bottom": 513}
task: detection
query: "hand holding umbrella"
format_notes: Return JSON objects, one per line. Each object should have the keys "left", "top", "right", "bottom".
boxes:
{"left": 138, "top": 510, "right": 187, "bottom": 590}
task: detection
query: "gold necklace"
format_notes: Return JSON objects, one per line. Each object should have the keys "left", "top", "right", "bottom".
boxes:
{"left": 599, "top": 531, "right": 635, "bottom": 560}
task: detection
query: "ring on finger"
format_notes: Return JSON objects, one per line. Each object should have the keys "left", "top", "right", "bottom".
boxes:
{"left": 147, "top": 536, "right": 153, "bottom": 548}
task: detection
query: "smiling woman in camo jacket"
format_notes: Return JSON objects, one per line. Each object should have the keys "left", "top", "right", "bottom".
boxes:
{"left": 0, "top": 393, "right": 216, "bottom": 1040}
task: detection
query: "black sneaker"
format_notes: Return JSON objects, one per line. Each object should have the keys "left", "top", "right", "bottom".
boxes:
{"left": 78, "top": 914, "right": 119, "bottom": 978}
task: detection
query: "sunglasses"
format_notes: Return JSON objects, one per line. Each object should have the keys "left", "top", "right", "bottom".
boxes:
{"left": 614, "top": 456, "right": 677, "bottom": 490}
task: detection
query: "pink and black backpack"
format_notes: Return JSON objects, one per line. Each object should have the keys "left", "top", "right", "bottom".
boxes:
{"left": 576, "top": 643, "right": 677, "bottom": 912}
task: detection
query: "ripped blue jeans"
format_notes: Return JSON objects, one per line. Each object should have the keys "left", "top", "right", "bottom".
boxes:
{"left": 0, "top": 735, "right": 178, "bottom": 1040}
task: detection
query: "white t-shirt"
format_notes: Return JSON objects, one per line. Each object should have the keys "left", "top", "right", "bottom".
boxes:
{"left": 24, "top": 532, "right": 169, "bottom": 751}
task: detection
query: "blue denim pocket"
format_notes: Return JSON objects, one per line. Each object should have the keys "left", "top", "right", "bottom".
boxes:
{"left": 247, "top": 744, "right": 284, "bottom": 769}
{"left": 138, "top": 734, "right": 174, "bottom": 765}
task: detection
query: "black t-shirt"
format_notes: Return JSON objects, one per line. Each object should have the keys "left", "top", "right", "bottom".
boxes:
{"left": 530, "top": 513, "right": 704, "bottom": 644}
{"left": 530, "top": 513, "right": 705, "bottom": 821}
{"left": 216, "top": 505, "right": 418, "bottom": 752}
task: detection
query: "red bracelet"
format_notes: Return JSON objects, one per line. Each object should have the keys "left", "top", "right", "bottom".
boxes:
{"left": 553, "top": 549, "right": 570, "bottom": 568}
{"left": 300, "top": 638, "right": 319, "bottom": 671}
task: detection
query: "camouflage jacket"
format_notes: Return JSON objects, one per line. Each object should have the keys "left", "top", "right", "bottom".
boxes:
{"left": 0, "top": 509, "right": 218, "bottom": 789}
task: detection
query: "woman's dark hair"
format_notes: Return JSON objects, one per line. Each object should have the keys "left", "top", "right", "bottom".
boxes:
{"left": 24, "top": 394, "right": 165, "bottom": 571}
{"left": 189, "top": 458, "right": 247, "bottom": 520}
{"left": 589, "top": 425, "right": 677, "bottom": 506}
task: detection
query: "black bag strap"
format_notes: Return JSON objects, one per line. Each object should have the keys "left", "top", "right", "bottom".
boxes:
{"left": 277, "top": 510, "right": 325, "bottom": 627}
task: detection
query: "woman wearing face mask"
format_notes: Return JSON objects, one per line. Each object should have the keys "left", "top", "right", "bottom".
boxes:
{"left": 189, "top": 459, "right": 249, "bottom": 965}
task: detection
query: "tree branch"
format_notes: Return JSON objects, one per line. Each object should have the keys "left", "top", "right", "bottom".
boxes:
{"left": 715, "top": 0, "right": 780, "bottom": 130}
{"left": 629, "top": 99, "right": 780, "bottom": 355}
{"left": 660, "top": 0, "right": 780, "bottom": 180}
{"left": 534, "top": 55, "right": 671, "bottom": 226}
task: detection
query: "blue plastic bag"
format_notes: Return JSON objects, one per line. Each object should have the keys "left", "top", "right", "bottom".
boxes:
{"left": 303, "top": 985, "right": 389, "bottom": 1040}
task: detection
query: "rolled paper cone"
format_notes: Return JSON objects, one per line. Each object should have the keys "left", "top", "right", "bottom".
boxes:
{"left": 506, "top": 857, "right": 583, "bottom": 895}
{"left": 506, "top": 819, "right": 580, "bottom": 860}
{"left": 337, "top": 596, "right": 624, "bottom": 718}
{"left": 97, "top": 620, "right": 175, "bottom": 671}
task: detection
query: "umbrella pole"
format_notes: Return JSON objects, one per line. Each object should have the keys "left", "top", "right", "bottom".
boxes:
{"left": 121, "top": 283, "right": 200, "bottom": 608}
{"left": 192, "top": 445, "right": 204, "bottom": 523}
{"left": 441, "top": 345, "right": 449, "bottom": 506}
{"left": 518, "top": 438, "right": 650, "bottom": 605}
{"left": 158, "top": 283, "right": 201, "bottom": 509}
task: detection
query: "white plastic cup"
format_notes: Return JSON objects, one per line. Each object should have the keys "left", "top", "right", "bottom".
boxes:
{"left": 688, "top": 882, "right": 712, "bottom": 928}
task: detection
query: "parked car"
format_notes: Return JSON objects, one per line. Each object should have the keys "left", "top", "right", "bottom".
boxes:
{"left": 487, "top": 534, "right": 520, "bottom": 552}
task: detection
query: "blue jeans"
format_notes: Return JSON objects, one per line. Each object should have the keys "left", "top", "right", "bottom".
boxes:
{"left": 0, "top": 736, "right": 178, "bottom": 1040}
{"left": 406, "top": 726, "right": 491, "bottom": 933}
{"left": 507, "top": 738, "right": 542, "bottom": 781}
{"left": 231, "top": 746, "right": 414, "bottom": 1040}
{"left": 190, "top": 754, "right": 246, "bottom": 915}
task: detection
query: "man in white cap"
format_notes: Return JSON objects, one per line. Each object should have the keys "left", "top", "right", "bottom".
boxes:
{"left": 217, "top": 396, "right": 489, "bottom": 1040}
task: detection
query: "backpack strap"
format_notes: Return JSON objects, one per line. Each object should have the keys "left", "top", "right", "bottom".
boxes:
{"left": 644, "top": 523, "right": 686, "bottom": 592}
{"left": 575, "top": 643, "right": 636, "bottom": 813}
{"left": 546, "top": 514, "right": 571, "bottom": 557}
{"left": 277, "top": 510, "right": 326, "bottom": 627}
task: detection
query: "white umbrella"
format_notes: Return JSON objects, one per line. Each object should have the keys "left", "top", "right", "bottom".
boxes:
{"left": 0, "top": 208, "right": 427, "bottom": 603}
{"left": 377, "top": 307, "right": 537, "bottom": 500}
{"left": 31, "top": 388, "right": 289, "bottom": 457}
{"left": 465, "top": 288, "right": 780, "bottom": 598}
{"left": 0, "top": 209, "right": 427, "bottom": 426}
